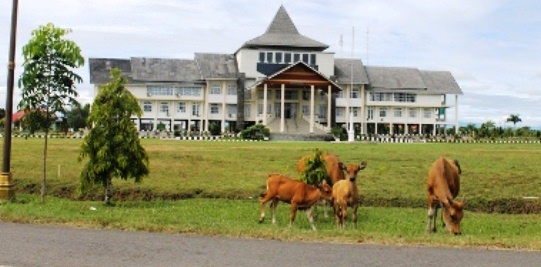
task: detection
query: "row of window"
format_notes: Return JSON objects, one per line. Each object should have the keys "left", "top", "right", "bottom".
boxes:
{"left": 366, "top": 107, "right": 435, "bottom": 119}
{"left": 369, "top": 92, "right": 416, "bottom": 103}
{"left": 245, "top": 89, "right": 361, "bottom": 100}
{"left": 142, "top": 101, "right": 438, "bottom": 120}
{"left": 259, "top": 51, "right": 317, "bottom": 65}
{"left": 143, "top": 101, "right": 236, "bottom": 116}
{"left": 147, "top": 84, "right": 237, "bottom": 97}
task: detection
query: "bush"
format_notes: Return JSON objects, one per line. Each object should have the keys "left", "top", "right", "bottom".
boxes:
{"left": 240, "top": 124, "right": 269, "bottom": 140}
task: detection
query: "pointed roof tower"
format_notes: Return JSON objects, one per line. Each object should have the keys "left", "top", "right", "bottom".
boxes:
{"left": 240, "top": 5, "right": 329, "bottom": 51}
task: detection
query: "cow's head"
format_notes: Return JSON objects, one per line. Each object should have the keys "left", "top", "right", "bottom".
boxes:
{"left": 317, "top": 180, "right": 333, "bottom": 201}
{"left": 339, "top": 161, "right": 367, "bottom": 181}
{"left": 442, "top": 198, "right": 464, "bottom": 235}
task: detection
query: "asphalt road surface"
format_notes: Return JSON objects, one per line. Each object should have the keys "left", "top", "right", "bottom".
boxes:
{"left": 1, "top": 222, "right": 540, "bottom": 267}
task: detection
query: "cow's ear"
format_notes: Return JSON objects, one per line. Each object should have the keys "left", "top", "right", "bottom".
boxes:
{"left": 338, "top": 162, "right": 346, "bottom": 171}
{"left": 359, "top": 161, "right": 367, "bottom": 170}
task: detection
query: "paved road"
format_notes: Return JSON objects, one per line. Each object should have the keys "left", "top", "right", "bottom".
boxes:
{"left": 0, "top": 222, "right": 540, "bottom": 267}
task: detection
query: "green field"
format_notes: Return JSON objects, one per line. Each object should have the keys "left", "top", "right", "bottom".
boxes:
{"left": 1, "top": 138, "right": 541, "bottom": 250}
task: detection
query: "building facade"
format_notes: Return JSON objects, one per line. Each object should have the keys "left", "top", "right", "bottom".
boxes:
{"left": 89, "top": 5, "right": 463, "bottom": 136}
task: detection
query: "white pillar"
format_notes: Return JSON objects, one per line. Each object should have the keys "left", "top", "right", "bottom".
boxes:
{"left": 263, "top": 83, "right": 268, "bottom": 125}
{"left": 455, "top": 94, "right": 459, "bottom": 134}
{"left": 327, "top": 85, "right": 332, "bottom": 127}
{"left": 310, "top": 85, "right": 315, "bottom": 134}
{"left": 280, "top": 84, "right": 285, "bottom": 132}
{"left": 348, "top": 110, "right": 355, "bottom": 142}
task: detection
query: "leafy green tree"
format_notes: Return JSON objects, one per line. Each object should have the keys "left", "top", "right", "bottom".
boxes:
{"left": 0, "top": 108, "right": 5, "bottom": 119}
{"left": 79, "top": 68, "right": 149, "bottom": 205}
{"left": 65, "top": 103, "right": 90, "bottom": 131}
{"left": 18, "top": 23, "right": 84, "bottom": 201}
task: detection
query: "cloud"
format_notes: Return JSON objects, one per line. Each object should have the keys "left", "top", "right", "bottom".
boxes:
{"left": 1, "top": 0, "right": 540, "bottom": 128}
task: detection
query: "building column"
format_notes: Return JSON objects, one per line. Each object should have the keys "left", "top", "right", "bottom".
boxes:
{"left": 221, "top": 81, "right": 227, "bottom": 133}
{"left": 310, "top": 85, "right": 315, "bottom": 134}
{"left": 263, "top": 83, "right": 268, "bottom": 125}
{"left": 280, "top": 84, "right": 285, "bottom": 132}
{"left": 327, "top": 85, "right": 332, "bottom": 127}
{"left": 360, "top": 85, "right": 366, "bottom": 135}
{"left": 455, "top": 94, "right": 459, "bottom": 134}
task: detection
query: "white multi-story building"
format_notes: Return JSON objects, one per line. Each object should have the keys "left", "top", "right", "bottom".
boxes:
{"left": 89, "top": 5, "right": 462, "bottom": 137}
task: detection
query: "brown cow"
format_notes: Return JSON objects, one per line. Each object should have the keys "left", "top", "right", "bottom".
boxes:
{"left": 426, "top": 157, "right": 464, "bottom": 235}
{"left": 297, "top": 152, "right": 363, "bottom": 217}
{"left": 332, "top": 161, "right": 367, "bottom": 228}
{"left": 259, "top": 173, "right": 333, "bottom": 231}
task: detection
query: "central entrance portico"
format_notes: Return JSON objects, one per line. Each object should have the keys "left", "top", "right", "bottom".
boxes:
{"left": 252, "top": 62, "right": 342, "bottom": 134}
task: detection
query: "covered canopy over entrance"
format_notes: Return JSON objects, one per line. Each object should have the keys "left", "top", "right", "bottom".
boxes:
{"left": 251, "top": 62, "right": 342, "bottom": 134}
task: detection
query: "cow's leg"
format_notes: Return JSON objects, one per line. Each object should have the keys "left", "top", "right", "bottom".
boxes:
{"left": 305, "top": 207, "right": 317, "bottom": 231}
{"left": 289, "top": 203, "right": 298, "bottom": 227}
{"left": 340, "top": 202, "right": 347, "bottom": 229}
{"left": 259, "top": 196, "right": 270, "bottom": 224}
{"left": 259, "top": 191, "right": 277, "bottom": 224}
{"left": 333, "top": 200, "right": 341, "bottom": 228}
{"left": 426, "top": 204, "right": 437, "bottom": 232}
{"left": 352, "top": 203, "right": 358, "bottom": 227}
{"left": 324, "top": 199, "right": 330, "bottom": 218}
{"left": 270, "top": 198, "right": 279, "bottom": 225}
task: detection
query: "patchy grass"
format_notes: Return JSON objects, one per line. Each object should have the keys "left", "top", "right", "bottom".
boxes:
{"left": 1, "top": 194, "right": 541, "bottom": 251}
{"left": 4, "top": 138, "right": 541, "bottom": 213}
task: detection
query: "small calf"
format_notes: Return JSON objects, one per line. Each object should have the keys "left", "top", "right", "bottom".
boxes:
{"left": 332, "top": 161, "right": 367, "bottom": 228}
{"left": 259, "top": 173, "right": 333, "bottom": 230}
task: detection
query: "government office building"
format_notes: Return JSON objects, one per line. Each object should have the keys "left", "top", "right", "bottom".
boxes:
{"left": 89, "top": 5, "right": 463, "bottom": 137}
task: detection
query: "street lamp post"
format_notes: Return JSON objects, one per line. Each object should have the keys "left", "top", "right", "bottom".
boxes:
{"left": 0, "top": 0, "right": 19, "bottom": 200}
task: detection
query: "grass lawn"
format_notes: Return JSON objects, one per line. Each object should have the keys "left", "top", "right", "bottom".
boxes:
{"left": 1, "top": 138, "right": 540, "bottom": 250}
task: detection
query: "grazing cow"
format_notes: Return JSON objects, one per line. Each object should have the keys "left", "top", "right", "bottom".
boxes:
{"left": 297, "top": 152, "right": 364, "bottom": 217}
{"left": 259, "top": 173, "right": 333, "bottom": 230}
{"left": 332, "top": 161, "right": 367, "bottom": 228}
{"left": 426, "top": 157, "right": 464, "bottom": 235}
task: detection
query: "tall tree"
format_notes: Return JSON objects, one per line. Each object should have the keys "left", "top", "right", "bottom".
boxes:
{"left": 79, "top": 68, "right": 149, "bottom": 205}
{"left": 18, "top": 23, "right": 84, "bottom": 202}
{"left": 506, "top": 114, "right": 522, "bottom": 129}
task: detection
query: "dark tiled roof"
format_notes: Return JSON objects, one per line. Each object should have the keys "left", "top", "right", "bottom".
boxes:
{"left": 420, "top": 70, "right": 463, "bottom": 95}
{"left": 195, "top": 53, "right": 238, "bottom": 79}
{"left": 89, "top": 58, "right": 133, "bottom": 84}
{"left": 365, "top": 66, "right": 426, "bottom": 90}
{"left": 240, "top": 5, "right": 329, "bottom": 51}
{"left": 131, "top": 57, "right": 201, "bottom": 82}
{"left": 365, "top": 66, "right": 463, "bottom": 94}
{"left": 334, "top": 58, "right": 369, "bottom": 84}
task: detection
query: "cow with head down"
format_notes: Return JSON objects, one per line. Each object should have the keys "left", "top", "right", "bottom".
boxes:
{"left": 426, "top": 157, "right": 464, "bottom": 235}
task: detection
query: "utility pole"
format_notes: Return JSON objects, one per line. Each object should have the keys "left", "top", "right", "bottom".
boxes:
{"left": 1, "top": 0, "right": 19, "bottom": 200}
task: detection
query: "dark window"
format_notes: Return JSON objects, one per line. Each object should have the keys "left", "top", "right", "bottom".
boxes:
{"left": 285, "top": 53, "right": 292, "bottom": 63}
{"left": 276, "top": 52, "right": 282, "bottom": 63}
{"left": 310, "top": 54, "right": 316, "bottom": 65}
{"left": 266, "top": 52, "right": 273, "bottom": 63}
{"left": 293, "top": 53, "right": 300, "bottom": 62}
{"left": 302, "top": 54, "right": 309, "bottom": 63}
{"left": 259, "top": 52, "right": 265, "bottom": 63}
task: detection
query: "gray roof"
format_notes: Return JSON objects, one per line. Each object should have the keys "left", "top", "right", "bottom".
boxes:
{"left": 365, "top": 66, "right": 463, "bottom": 94}
{"left": 334, "top": 58, "right": 369, "bottom": 85}
{"left": 194, "top": 53, "right": 238, "bottom": 79}
{"left": 420, "top": 70, "right": 463, "bottom": 95}
{"left": 365, "top": 66, "right": 426, "bottom": 90}
{"left": 131, "top": 57, "right": 201, "bottom": 82}
{"left": 240, "top": 5, "right": 329, "bottom": 51}
{"left": 89, "top": 58, "right": 134, "bottom": 84}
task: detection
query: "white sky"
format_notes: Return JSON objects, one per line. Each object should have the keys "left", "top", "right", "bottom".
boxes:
{"left": 1, "top": 0, "right": 540, "bottom": 128}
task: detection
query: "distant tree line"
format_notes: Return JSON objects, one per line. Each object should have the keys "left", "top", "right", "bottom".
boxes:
{"left": 456, "top": 114, "right": 540, "bottom": 139}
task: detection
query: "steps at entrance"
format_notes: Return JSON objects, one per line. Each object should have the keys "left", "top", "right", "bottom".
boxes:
{"left": 265, "top": 118, "right": 328, "bottom": 134}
